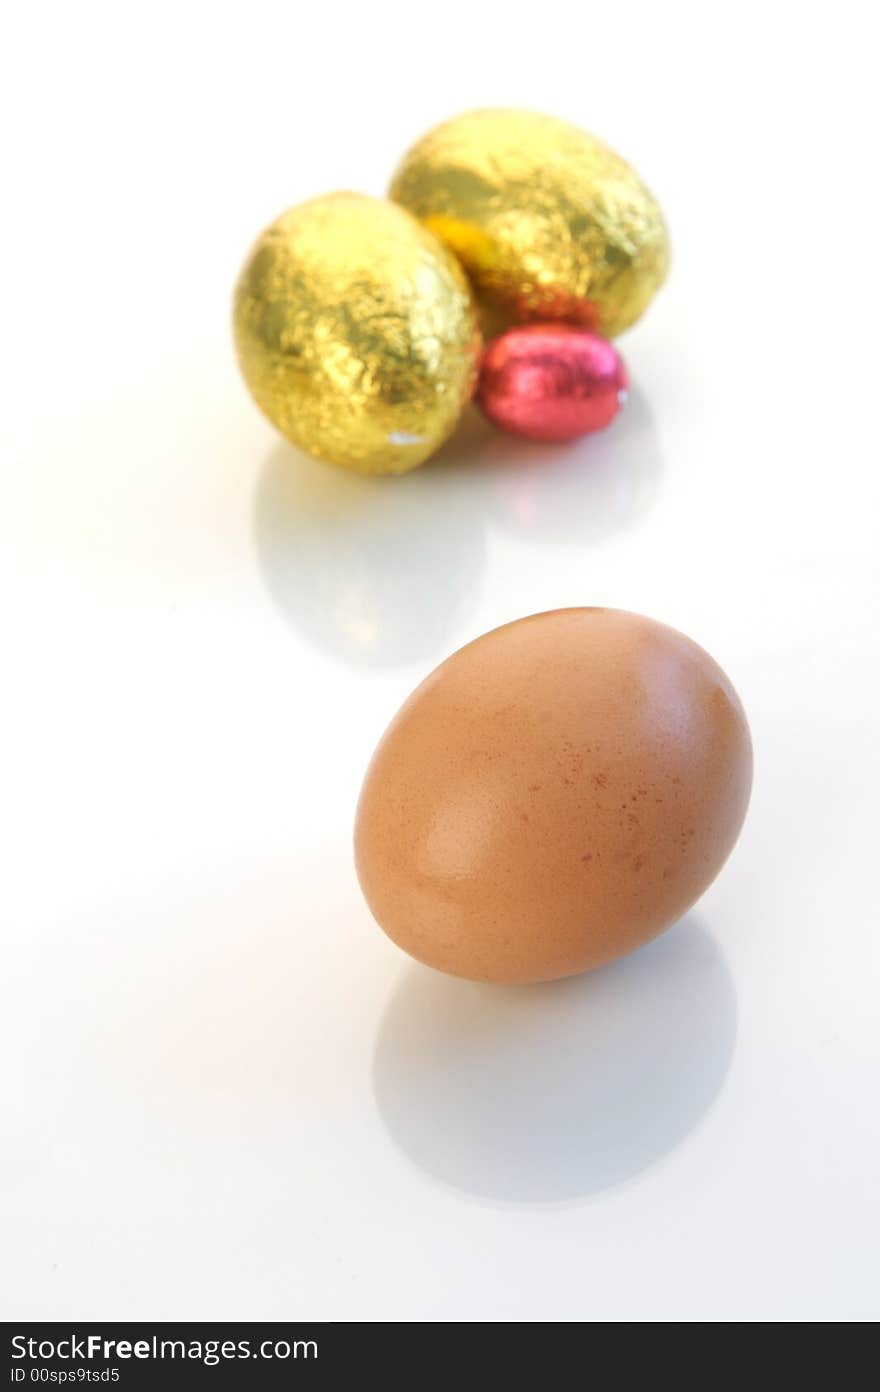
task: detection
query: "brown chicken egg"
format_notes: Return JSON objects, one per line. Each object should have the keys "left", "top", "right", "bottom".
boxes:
{"left": 355, "top": 609, "right": 752, "bottom": 983}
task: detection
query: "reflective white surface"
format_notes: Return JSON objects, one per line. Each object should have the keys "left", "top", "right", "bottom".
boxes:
{"left": 2, "top": 0, "right": 878, "bottom": 1322}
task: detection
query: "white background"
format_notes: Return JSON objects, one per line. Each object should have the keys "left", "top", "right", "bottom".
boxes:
{"left": 2, "top": 0, "right": 878, "bottom": 1323}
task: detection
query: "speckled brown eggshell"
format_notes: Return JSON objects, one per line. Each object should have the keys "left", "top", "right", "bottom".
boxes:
{"left": 355, "top": 608, "right": 752, "bottom": 984}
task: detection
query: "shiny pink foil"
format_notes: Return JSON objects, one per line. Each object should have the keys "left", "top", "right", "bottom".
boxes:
{"left": 475, "top": 324, "right": 628, "bottom": 443}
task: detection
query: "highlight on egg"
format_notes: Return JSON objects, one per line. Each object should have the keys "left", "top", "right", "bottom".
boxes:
{"left": 355, "top": 609, "right": 752, "bottom": 984}
{"left": 233, "top": 192, "right": 482, "bottom": 475}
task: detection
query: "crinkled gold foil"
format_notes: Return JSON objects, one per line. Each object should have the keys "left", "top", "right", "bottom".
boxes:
{"left": 233, "top": 193, "right": 481, "bottom": 475}
{"left": 389, "top": 110, "right": 669, "bottom": 339}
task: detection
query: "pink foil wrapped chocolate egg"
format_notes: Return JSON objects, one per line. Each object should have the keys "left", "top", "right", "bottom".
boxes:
{"left": 476, "top": 324, "right": 628, "bottom": 443}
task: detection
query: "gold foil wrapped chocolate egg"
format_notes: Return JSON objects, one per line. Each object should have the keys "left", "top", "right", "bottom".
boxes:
{"left": 233, "top": 193, "right": 482, "bottom": 475}
{"left": 390, "top": 109, "right": 669, "bottom": 338}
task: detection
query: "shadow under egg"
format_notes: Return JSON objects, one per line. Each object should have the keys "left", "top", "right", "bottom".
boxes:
{"left": 372, "top": 916, "right": 736, "bottom": 1204}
